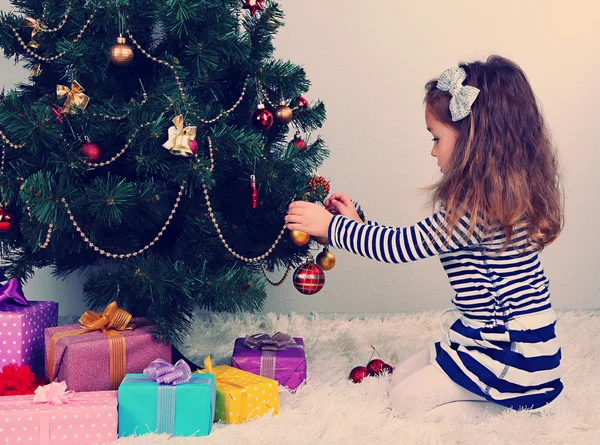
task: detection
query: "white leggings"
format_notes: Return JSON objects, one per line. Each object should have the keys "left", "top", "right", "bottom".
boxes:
{"left": 389, "top": 348, "right": 507, "bottom": 420}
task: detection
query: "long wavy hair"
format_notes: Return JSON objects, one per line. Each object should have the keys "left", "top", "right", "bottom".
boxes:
{"left": 424, "top": 55, "right": 563, "bottom": 251}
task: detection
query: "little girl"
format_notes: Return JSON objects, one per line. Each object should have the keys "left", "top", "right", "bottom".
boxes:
{"left": 285, "top": 55, "right": 564, "bottom": 418}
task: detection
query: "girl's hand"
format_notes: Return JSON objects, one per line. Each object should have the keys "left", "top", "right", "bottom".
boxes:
{"left": 324, "top": 192, "right": 364, "bottom": 224}
{"left": 285, "top": 201, "right": 334, "bottom": 237}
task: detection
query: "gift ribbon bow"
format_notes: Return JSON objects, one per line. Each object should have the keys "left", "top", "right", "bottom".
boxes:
{"left": 47, "top": 301, "right": 135, "bottom": 389}
{"left": 20, "top": 17, "right": 45, "bottom": 48}
{"left": 56, "top": 81, "right": 90, "bottom": 114}
{"left": 162, "top": 114, "right": 197, "bottom": 157}
{"left": 143, "top": 359, "right": 191, "bottom": 385}
{"left": 0, "top": 268, "right": 28, "bottom": 306}
{"left": 243, "top": 332, "right": 301, "bottom": 351}
{"left": 33, "top": 381, "right": 74, "bottom": 405}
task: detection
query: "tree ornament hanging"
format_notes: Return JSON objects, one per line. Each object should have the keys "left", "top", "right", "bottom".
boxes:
{"left": 56, "top": 81, "right": 89, "bottom": 115}
{"left": 250, "top": 174, "right": 258, "bottom": 209}
{"left": 313, "top": 235, "right": 329, "bottom": 246}
{"left": 316, "top": 246, "right": 336, "bottom": 271}
{"left": 252, "top": 103, "right": 273, "bottom": 130}
{"left": 0, "top": 208, "right": 14, "bottom": 232}
{"left": 289, "top": 229, "right": 310, "bottom": 246}
{"left": 308, "top": 176, "right": 330, "bottom": 199}
{"left": 296, "top": 96, "right": 309, "bottom": 110}
{"left": 241, "top": 0, "right": 265, "bottom": 16}
{"left": 109, "top": 35, "right": 134, "bottom": 66}
{"left": 189, "top": 140, "right": 199, "bottom": 156}
{"left": 163, "top": 115, "right": 197, "bottom": 157}
{"left": 273, "top": 99, "right": 293, "bottom": 125}
{"left": 80, "top": 141, "right": 102, "bottom": 164}
{"left": 292, "top": 131, "right": 306, "bottom": 152}
{"left": 293, "top": 257, "right": 325, "bottom": 295}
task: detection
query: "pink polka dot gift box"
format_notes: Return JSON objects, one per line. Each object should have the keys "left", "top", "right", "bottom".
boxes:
{"left": 0, "top": 301, "right": 59, "bottom": 377}
{"left": 0, "top": 383, "right": 117, "bottom": 445}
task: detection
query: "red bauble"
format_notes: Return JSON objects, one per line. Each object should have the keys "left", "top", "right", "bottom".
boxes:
{"left": 349, "top": 366, "right": 370, "bottom": 383}
{"left": 292, "top": 131, "right": 307, "bottom": 152}
{"left": 292, "top": 261, "right": 325, "bottom": 295}
{"left": 367, "top": 359, "right": 387, "bottom": 376}
{"left": 297, "top": 96, "right": 309, "bottom": 110}
{"left": 252, "top": 104, "right": 273, "bottom": 130}
{"left": 241, "top": 0, "right": 265, "bottom": 16}
{"left": 0, "top": 208, "right": 14, "bottom": 232}
{"left": 80, "top": 142, "right": 102, "bottom": 164}
{"left": 189, "top": 139, "right": 199, "bottom": 156}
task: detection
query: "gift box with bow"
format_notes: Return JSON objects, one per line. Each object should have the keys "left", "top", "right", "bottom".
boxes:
{"left": 44, "top": 302, "right": 171, "bottom": 392}
{"left": 118, "top": 358, "right": 216, "bottom": 437}
{"left": 0, "top": 270, "right": 58, "bottom": 376}
{"left": 0, "top": 381, "right": 117, "bottom": 445}
{"left": 196, "top": 356, "right": 279, "bottom": 424}
{"left": 231, "top": 332, "right": 307, "bottom": 390}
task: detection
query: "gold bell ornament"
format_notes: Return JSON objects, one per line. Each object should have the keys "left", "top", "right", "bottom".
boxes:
{"left": 110, "top": 34, "right": 134, "bottom": 66}
{"left": 163, "top": 115, "right": 197, "bottom": 157}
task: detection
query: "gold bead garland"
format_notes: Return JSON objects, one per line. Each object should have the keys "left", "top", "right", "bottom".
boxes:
{"left": 35, "top": 1, "right": 73, "bottom": 34}
{"left": 12, "top": 9, "right": 99, "bottom": 63}
{"left": 89, "top": 92, "right": 149, "bottom": 121}
{"left": 0, "top": 128, "right": 26, "bottom": 149}
{"left": 84, "top": 102, "right": 174, "bottom": 168}
{"left": 60, "top": 181, "right": 186, "bottom": 259}
{"left": 190, "top": 75, "right": 250, "bottom": 125}
{"left": 125, "top": 30, "right": 187, "bottom": 104}
{"left": 200, "top": 136, "right": 288, "bottom": 263}
{"left": 24, "top": 204, "right": 53, "bottom": 249}
{"left": 261, "top": 264, "right": 293, "bottom": 286}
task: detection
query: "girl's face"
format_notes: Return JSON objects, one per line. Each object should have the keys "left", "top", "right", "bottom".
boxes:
{"left": 425, "top": 105, "right": 460, "bottom": 174}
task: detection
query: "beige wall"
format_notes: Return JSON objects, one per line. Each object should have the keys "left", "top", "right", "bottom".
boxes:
{"left": 1, "top": 0, "right": 598, "bottom": 315}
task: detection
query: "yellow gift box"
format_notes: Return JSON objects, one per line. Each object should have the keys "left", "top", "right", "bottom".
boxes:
{"left": 196, "top": 356, "right": 279, "bottom": 424}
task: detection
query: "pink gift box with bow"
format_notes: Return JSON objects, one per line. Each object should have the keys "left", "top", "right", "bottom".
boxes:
{"left": 0, "top": 386, "right": 117, "bottom": 445}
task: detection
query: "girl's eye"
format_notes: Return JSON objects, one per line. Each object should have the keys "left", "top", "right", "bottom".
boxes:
{"left": 432, "top": 138, "right": 439, "bottom": 142}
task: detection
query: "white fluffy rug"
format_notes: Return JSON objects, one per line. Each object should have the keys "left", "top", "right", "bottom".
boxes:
{"left": 115, "top": 311, "right": 600, "bottom": 445}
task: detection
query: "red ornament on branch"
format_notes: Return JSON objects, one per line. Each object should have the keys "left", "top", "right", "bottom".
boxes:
{"left": 292, "top": 131, "right": 307, "bottom": 152}
{"left": 80, "top": 141, "right": 102, "bottom": 164}
{"left": 293, "top": 259, "right": 325, "bottom": 295}
{"left": 296, "top": 96, "right": 309, "bottom": 110}
{"left": 252, "top": 103, "right": 273, "bottom": 131}
{"left": 0, "top": 208, "right": 14, "bottom": 232}
{"left": 241, "top": 0, "right": 265, "bottom": 16}
{"left": 189, "top": 139, "right": 199, "bottom": 156}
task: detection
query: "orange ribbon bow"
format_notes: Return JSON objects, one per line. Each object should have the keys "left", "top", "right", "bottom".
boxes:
{"left": 56, "top": 81, "right": 90, "bottom": 114}
{"left": 47, "top": 301, "right": 135, "bottom": 390}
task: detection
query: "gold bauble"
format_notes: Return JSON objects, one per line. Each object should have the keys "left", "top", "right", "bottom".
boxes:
{"left": 290, "top": 229, "right": 311, "bottom": 246}
{"left": 273, "top": 99, "right": 293, "bottom": 125}
{"left": 316, "top": 248, "right": 336, "bottom": 271}
{"left": 314, "top": 235, "right": 329, "bottom": 246}
{"left": 110, "top": 36, "right": 134, "bottom": 66}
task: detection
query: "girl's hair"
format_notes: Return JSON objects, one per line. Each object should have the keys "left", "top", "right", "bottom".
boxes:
{"left": 424, "top": 55, "right": 563, "bottom": 251}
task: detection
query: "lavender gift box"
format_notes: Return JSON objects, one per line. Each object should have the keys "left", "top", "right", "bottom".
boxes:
{"left": 0, "top": 301, "right": 58, "bottom": 375}
{"left": 44, "top": 317, "right": 171, "bottom": 392}
{"left": 231, "top": 334, "right": 307, "bottom": 391}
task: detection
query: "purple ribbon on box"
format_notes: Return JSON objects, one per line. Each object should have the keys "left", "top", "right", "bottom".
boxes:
{"left": 0, "top": 269, "right": 28, "bottom": 306}
{"left": 124, "top": 359, "right": 215, "bottom": 435}
{"left": 243, "top": 332, "right": 303, "bottom": 380}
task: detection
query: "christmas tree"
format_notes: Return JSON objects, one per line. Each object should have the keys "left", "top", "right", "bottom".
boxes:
{"left": 0, "top": 0, "right": 330, "bottom": 343}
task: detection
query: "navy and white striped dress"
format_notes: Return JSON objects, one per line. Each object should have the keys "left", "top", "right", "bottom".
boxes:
{"left": 328, "top": 210, "right": 563, "bottom": 410}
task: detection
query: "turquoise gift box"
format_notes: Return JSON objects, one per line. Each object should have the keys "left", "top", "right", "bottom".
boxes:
{"left": 118, "top": 372, "right": 216, "bottom": 437}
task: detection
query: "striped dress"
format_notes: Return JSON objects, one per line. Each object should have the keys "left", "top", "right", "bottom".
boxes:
{"left": 328, "top": 210, "right": 563, "bottom": 410}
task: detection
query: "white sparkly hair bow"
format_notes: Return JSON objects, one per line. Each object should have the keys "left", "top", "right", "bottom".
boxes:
{"left": 436, "top": 67, "right": 480, "bottom": 122}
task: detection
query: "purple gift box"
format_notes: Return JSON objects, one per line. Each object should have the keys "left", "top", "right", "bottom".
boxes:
{"left": 231, "top": 334, "right": 307, "bottom": 391}
{"left": 0, "top": 301, "right": 58, "bottom": 376}
{"left": 44, "top": 317, "right": 171, "bottom": 392}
